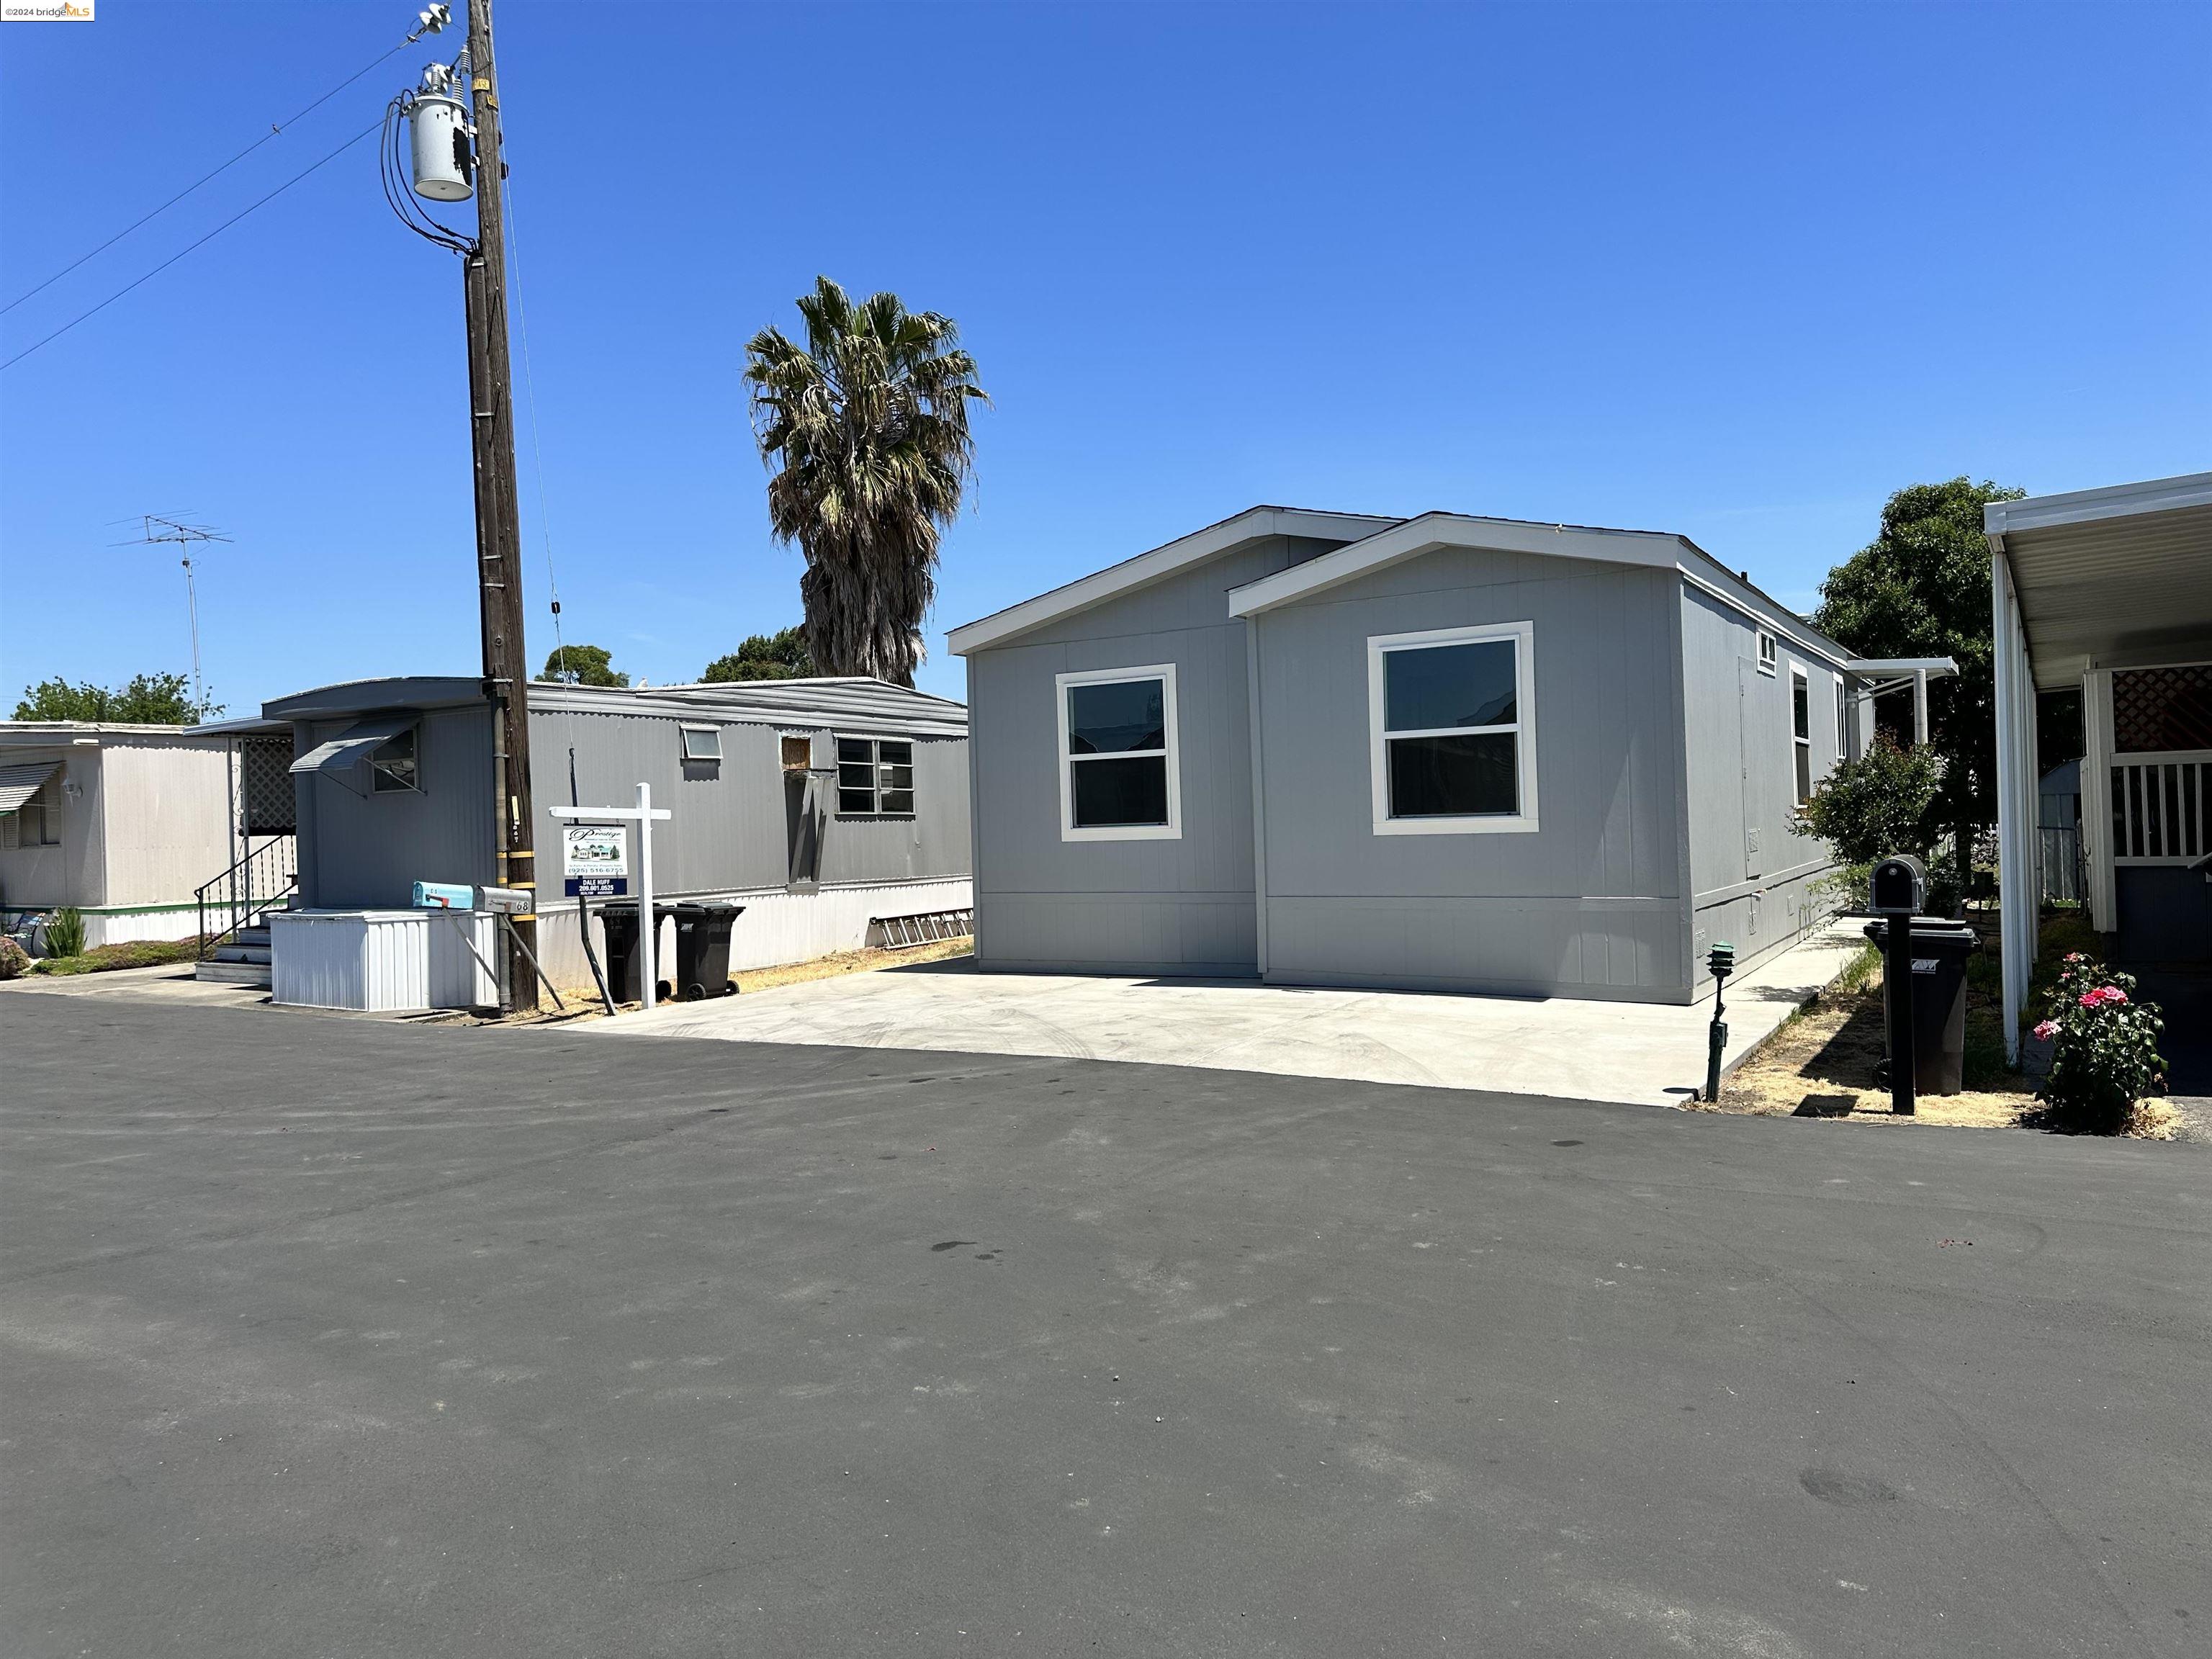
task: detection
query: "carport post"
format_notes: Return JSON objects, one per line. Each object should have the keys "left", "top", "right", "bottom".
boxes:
{"left": 637, "top": 781, "right": 657, "bottom": 1012}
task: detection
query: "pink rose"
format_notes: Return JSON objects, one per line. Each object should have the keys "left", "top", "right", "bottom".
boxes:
{"left": 2033, "top": 1020, "right": 2058, "bottom": 1041}
{"left": 2078, "top": 985, "right": 2128, "bottom": 1009}
{"left": 2064, "top": 952, "right": 2087, "bottom": 963}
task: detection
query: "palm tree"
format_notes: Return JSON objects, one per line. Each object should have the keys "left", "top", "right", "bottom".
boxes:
{"left": 743, "top": 277, "right": 987, "bottom": 686}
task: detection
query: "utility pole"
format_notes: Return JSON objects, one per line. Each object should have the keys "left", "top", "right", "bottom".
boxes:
{"left": 460, "top": 0, "right": 539, "bottom": 1011}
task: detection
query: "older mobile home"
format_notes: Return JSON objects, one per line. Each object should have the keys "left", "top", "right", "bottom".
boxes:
{"left": 243, "top": 674, "right": 970, "bottom": 1002}
{"left": 950, "top": 505, "right": 1937, "bottom": 1005}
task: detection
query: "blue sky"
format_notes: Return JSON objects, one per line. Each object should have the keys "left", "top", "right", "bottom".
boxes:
{"left": 3, "top": 1, "right": 2206, "bottom": 714}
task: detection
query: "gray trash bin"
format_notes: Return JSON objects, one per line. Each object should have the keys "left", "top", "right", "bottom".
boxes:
{"left": 1863, "top": 917, "right": 1977, "bottom": 1095}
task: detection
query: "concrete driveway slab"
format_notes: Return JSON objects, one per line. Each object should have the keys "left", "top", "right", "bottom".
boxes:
{"left": 586, "top": 924, "right": 1867, "bottom": 1107}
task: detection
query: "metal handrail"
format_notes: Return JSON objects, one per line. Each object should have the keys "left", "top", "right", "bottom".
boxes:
{"left": 194, "top": 835, "right": 297, "bottom": 960}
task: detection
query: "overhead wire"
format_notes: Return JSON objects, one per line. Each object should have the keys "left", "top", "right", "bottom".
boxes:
{"left": 1, "top": 117, "right": 382, "bottom": 374}
{"left": 2, "top": 37, "right": 413, "bottom": 315}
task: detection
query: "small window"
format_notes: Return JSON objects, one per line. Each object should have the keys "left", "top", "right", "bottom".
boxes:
{"left": 680, "top": 724, "right": 722, "bottom": 763}
{"left": 1056, "top": 665, "right": 1179, "bottom": 841}
{"left": 370, "top": 725, "right": 418, "bottom": 793}
{"left": 1834, "top": 679, "right": 1848, "bottom": 761}
{"left": 1790, "top": 664, "right": 1813, "bottom": 805}
{"left": 1756, "top": 631, "right": 1778, "bottom": 675}
{"left": 1368, "top": 621, "right": 1537, "bottom": 835}
{"left": 835, "top": 737, "right": 917, "bottom": 816}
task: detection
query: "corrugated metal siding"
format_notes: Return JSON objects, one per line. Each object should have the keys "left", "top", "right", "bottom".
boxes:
{"left": 1253, "top": 549, "right": 1689, "bottom": 999}
{"left": 531, "top": 710, "right": 970, "bottom": 896}
{"left": 527, "top": 677, "right": 968, "bottom": 737}
{"left": 269, "top": 909, "right": 496, "bottom": 1011}
{"left": 965, "top": 535, "right": 1324, "bottom": 976}
{"left": 296, "top": 706, "right": 498, "bottom": 909}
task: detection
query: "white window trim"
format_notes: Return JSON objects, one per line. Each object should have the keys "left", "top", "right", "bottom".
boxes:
{"left": 679, "top": 724, "right": 723, "bottom": 763}
{"left": 1056, "top": 662, "right": 1182, "bottom": 842}
{"left": 1367, "top": 621, "right": 1539, "bottom": 836}
{"left": 1834, "top": 678, "right": 1848, "bottom": 761}
{"left": 1789, "top": 661, "right": 1814, "bottom": 804}
{"left": 1756, "top": 630, "right": 1779, "bottom": 676}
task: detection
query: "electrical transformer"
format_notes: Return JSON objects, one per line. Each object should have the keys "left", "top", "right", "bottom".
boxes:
{"left": 409, "top": 93, "right": 474, "bottom": 202}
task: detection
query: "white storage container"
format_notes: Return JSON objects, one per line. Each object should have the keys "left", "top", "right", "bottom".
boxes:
{"left": 271, "top": 909, "right": 499, "bottom": 1012}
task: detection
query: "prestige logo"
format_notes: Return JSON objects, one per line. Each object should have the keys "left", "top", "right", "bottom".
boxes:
{"left": 2, "top": 0, "right": 95, "bottom": 18}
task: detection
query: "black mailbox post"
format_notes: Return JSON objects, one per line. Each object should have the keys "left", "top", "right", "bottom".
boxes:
{"left": 1868, "top": 855, "right": 1927, "bottom": 1116}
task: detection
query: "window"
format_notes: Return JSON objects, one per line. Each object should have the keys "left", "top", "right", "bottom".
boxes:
{"left": 1834, "top": 679, "right": 1848, "bottom": 761}
{"left": 1756, "top": 631, "right": 1778, "bottom": 675}
{"left": 11, "top": 781, "right": 62, "bottom": 845}
{"left": 1056, "top": 664, "right": 1179, "bottom": 841}
{"left": 680, "top": 724, "right": 722, "bottom": 763}
{"left": 370, "top": 725, "right": 418, "bottom": 793}
{"left": 1790, "top": 664, "right": 1813, "bottom": 805}
{"left": 1368, "top": 621, "right": 1537, "bottom": 835}
{"left": 836, "top": 737, "right": 915, "bottom": 816}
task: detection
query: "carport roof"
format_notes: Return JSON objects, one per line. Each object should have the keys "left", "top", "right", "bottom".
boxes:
{"left": 1984, "top": 472, "right": 2212, "bottom": 691}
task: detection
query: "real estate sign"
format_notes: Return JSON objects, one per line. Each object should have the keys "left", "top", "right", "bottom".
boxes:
{"left": 562, "top": 824, "right": 629, "bottom": 898}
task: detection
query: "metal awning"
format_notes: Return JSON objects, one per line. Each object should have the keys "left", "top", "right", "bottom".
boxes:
{"left": 1985, "top": 473, "right": 2212, "bottom": 691}
{"left": 0, "top": 761, "right": 58, "bottom": 814}
{"left": 289, "top": 714, "right": 415, "bottom": 775}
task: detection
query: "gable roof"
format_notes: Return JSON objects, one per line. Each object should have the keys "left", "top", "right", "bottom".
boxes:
{"left": 1226, "top": 509, "right": 1864, "bottom": 674}
{"left": 945, "top": 505, "right": 1400, "bottom": 656}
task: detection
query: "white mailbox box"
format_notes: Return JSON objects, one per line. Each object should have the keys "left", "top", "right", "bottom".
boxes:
{"left": 270, "top": 909, "right": 499, "bottom": 1012}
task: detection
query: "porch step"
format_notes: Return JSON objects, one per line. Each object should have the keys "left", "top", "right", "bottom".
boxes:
{"left": 194, "top": 958, "right": 271, "bottom": 987}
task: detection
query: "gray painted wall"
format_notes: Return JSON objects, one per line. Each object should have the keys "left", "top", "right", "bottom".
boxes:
{"left": 1251, "top": 549, "right": 1691, "bottom": 999}
{"left": 295, "top": 705, "right": 497, "bottom": 909}
{"left": 295, "top": 703, "right": 968, "bottom": 911}
{"left": 1678, "top": 586, "right": 1847, "bottom": 956}
{"left": 534, "top": 707, "right": 968, "bottom": 896}
{"left": 968, "top": 535, "right": 1344, "bottom": 976}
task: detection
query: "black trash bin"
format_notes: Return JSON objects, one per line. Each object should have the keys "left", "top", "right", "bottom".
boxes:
{"left": 671, "top": 902, "right": 745, "bottom": 1000}
{"left": 1862, "top": 917, "right": 1977, "bottom": 1095}
{"left": 598, "top": 899, "right": 678, "bottom": 1003}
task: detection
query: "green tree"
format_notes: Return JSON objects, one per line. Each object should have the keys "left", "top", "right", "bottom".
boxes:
{"left": 743, "top": 276, "right": 987, "bottom": 687}
{"left": 535, "top": 644, "right": 629, "bottom": 687}
{"left": 1812, "top": 478, "right": 2026, "bottom": 858}
{"left": 14, "top": 672, "right": 219, "bottom": 723}
{"left": 701, "top": 626, "right": 814, "bottom": 683}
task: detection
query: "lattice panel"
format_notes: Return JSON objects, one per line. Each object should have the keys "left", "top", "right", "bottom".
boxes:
{"left": 240, "top": 735, "right": 297, "bottom": 834}
{"left": 2113, "top": 665, "right": 2212, "bottom": 753}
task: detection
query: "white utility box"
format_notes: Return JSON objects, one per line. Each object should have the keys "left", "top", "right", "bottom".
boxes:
{"left": 270, "top": 909, "right": 499, "bottom": 1012}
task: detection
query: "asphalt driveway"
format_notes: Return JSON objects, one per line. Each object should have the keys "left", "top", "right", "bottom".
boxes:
{"left": 3, "top": 988, "right": 2207, "bottom": 1657}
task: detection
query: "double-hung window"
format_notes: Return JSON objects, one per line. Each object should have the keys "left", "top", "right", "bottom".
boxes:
{"left": 1057, "top": 664, "right": 1179, "bottom": 841}
{"left": 837, "top": 737, "right": 915, "bottom": 816}
{"left": 1368, "top": 621, "right": 1537, "bottom": 835}
{"left": 1790, "top": 664, "right": 1814, "bottom": 805}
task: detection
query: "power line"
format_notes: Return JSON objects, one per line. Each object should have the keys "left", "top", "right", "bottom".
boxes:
{"left": 1, "top": 40, "right": 411, "bottom": 316}
{"left": 0, "top": 117, "right": 380, "bottom": 374}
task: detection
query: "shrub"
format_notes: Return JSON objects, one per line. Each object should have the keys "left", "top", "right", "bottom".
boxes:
{"left": 0, "top": 937, "right": 27, "bottom": 980}
{"left": 1791, "top": 737, "right": 1942, "bottom": 867}
{"left": 42, "top": 907, "right": 86, "bottom": 958}
{"left": 2033, "top": 955, "right": 2166, "bottom": 1134}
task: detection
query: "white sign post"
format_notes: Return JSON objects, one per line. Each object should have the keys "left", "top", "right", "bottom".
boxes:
{"left": 549, "top": 782, "right": 673, "bottom": 1011}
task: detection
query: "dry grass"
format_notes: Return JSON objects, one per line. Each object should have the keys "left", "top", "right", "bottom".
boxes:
{"left": 732, "top": 935, "right": 971, "bottom": 993}
{"left": 1702, "top": 927, "right": 2177, "bottom": 1139}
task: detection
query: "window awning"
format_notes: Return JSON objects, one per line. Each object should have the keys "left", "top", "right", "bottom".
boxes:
{"left": 289, "top": 715, "right": 416, "bottom": 775}
{"left": 0, "top": 761, "right": 58, "bottom": 814}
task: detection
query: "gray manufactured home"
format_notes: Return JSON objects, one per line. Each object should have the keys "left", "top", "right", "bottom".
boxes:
{"left": 950, "top": 506, "right": 1933, "bottom": 1005}
{"left": 246, "top": 674, "right": 969, "bottom": 1001}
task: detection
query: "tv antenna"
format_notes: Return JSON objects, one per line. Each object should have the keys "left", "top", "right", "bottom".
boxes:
{"left": 117, "top": 515, "right": 230, "bottom": 715}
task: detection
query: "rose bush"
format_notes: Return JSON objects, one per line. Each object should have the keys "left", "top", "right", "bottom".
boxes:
{"left": 2034, "top": 954, "right": 2166, "bottom": 1134}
